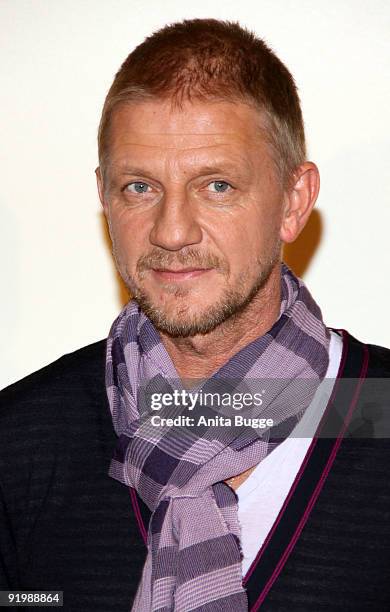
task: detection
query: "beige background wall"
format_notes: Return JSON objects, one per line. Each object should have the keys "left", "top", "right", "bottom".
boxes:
{"left": 1, "top": 0, "right": 389, "bottom": 388}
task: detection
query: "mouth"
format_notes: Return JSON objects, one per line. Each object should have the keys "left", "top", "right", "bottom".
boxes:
{"left": 151, "top": 267, "right": 212, "bottom": 282}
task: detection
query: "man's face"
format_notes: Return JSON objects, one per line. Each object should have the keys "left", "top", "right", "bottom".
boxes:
{"left": 98, "top": 99, "right": 286, "bottom": 337}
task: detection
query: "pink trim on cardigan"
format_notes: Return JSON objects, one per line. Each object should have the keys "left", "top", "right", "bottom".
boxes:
{"left": 243, "top": 328, "right": 349, "bottom": 585}
{"left": 129, "top": 487, "right": 148, "bottom": 545}
{"left": 250, "top": 340, "right": 369, "bottom": 610}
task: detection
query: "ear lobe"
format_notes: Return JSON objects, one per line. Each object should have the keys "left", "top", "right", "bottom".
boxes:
{"left": 279, "top": 162, "right": 320, "bottom": 244}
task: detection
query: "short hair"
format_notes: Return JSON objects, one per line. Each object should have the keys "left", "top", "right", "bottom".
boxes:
{"left": 98, "top": 18, "right": 306, "bottom": 187}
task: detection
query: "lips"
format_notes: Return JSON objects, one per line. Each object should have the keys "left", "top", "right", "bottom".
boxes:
{"left": 152, "top": 267, "right": 211, "bottom": 282}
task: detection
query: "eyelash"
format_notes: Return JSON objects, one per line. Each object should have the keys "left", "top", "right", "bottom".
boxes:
{"left": 206, "top": 180, "right": 233, "bottom": 193}
{"left": 122, "top": 180, "right": 234, "bottom": 194}
{"left": 122, "top": 181, "right": 152, "bottom": 194}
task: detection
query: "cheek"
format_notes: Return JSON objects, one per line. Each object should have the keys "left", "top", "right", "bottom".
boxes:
{"left": 213, "top": 215, "right": 281, "bottom": 276}
{"left": 109, "top": 210, "right": 150, "bottom": 262}
{"left": 245, "top": 200, "right": 283, "bottom": 252}
{"left": 213, "top": 188, "right": 281, "bottom": 245}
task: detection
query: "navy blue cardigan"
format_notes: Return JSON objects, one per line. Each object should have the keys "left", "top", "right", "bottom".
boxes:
{"left": 1, "top": 330, "right": 389, "bottom": 611}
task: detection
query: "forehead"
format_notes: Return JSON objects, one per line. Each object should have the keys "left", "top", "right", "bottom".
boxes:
{"left": 105, "top": 98, "right": 269, "bottom": 166}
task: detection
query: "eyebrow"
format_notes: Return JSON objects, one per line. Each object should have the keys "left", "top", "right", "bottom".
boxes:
{"left": 115, "top": 165, "right": 154, "bottom": 176}
{"left": 192, "top": 165, "right": 235, "bottom": 175}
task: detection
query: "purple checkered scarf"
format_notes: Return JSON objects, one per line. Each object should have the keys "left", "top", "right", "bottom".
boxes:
{"left": 106, "top": 264, "right": 330, "bottom": 611}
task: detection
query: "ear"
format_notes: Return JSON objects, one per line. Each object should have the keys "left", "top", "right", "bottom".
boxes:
{"left": 95, "top": 166, "right": 108, "bottom": 215}
{"left": 280, "top": 162, "right": 320, "bottom": 243}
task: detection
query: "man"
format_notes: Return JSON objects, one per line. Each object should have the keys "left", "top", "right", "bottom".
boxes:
{"left": 1, "top": 18, "right": 389, "bottom": 612}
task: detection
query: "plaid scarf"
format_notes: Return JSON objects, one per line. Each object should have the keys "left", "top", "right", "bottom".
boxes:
{"left": 106, "top": 264, "right": 330, "bottom": 611}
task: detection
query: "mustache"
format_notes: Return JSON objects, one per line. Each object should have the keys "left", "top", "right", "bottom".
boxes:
{"left": 136, "top": 248, "right": 229, "bottom": 274}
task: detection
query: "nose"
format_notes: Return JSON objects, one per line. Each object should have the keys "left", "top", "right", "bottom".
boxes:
{"left": 149, "top": 189, "right": 202, "bottom": 251}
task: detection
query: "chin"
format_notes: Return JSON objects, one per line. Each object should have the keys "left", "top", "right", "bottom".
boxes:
{"left": 135, "top": 298, "right": 218, "bottom": 337}
{"left": 132, "top": 288, "right": 252, "bottom": 338}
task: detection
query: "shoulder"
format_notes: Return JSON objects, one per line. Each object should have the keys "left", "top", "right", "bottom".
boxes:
{"left": 1, "top": 339, "right": 107, "bottom": 404}
{"left": 0, "top": 339, "right": 114, "bottom": 512}
{"left": 336, "top": 329, "right": 390, "bottom": 377}
{"left": 366, "top": 342, "right": 390, "bottom": 376}
{"left": 0, "top": 339, "right": 109, "bottom": 439}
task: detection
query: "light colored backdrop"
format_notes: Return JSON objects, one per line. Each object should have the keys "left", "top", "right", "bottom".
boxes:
{"left": 1, "top": 0, "right": 389, "bottom": 388}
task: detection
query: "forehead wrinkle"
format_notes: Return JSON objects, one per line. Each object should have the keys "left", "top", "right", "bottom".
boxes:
{"left": 106, "top": 133, "right": 262, "bottom": 183}
{"left": 118, "top": 132, "right": 242, "bottom": 136}
{"left": 110, "top": 148, "right": 254, "bottom": 178}
{"left": 109, "top": 139, "right": 257, "bottom": 172}
{"left": 109, "top": 125, "right": 258, "bottom": 147}
{"left": 110, "top": 139, "right": 249, "bottom": 152}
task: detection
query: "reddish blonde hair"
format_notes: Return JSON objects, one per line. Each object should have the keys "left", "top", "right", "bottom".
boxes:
{"left": 98, "top": 19, "right": 306, "bottom": 186}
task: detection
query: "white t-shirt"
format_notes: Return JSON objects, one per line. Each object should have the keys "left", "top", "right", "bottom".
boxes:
{"left": 236, "top": 330, "right": 343, "bottom": 575}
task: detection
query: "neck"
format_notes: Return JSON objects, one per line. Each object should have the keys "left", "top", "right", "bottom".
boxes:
{"left": 160, "top": 264, "right": 281, "bottom": 380}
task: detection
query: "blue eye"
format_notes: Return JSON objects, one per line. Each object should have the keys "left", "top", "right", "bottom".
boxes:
{"left": 125, "top": 182, "right": 150, "bottom": 193}
{"left": 208, "top": 181, "right": 231, "bottom": 193}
